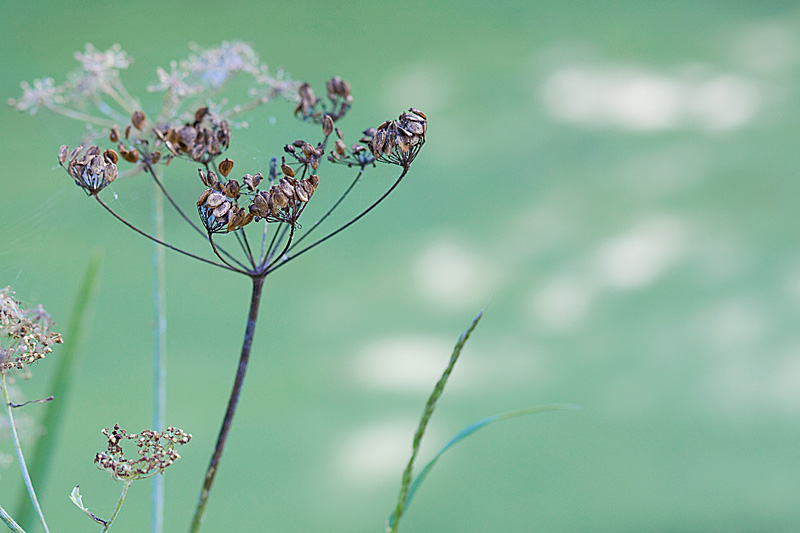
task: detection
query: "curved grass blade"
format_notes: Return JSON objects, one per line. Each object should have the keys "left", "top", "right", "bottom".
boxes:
{"left": 390, "top": 403, "right": 581, "bottom": 529}
{"left": 15, "top": 252, "right": 103, "bottom": 527}
{"left": 387, "top": 308, "right": 484, "bottom": 533}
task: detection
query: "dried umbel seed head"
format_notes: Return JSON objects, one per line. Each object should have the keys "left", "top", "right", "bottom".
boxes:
{"left": 156, "top": 107, "right": 231, "bottom": 164}
{"left": 1, "top": 286, "right": 63, "bottom": 372}
{"left": 248, "top": 174, "right": 320, "bottom": 225}
{"left": 327, "top": 128, "right": 377, "bottom": 168}
{"left": 196, "top": 176, "right": 251, "bottom": 234}
{"left": 326, "top": 76, "right": 352, "bottom": 102}
{"left": 370, "top": 108, "right": 427, "bottom": 168}
{"left": 295, "top": 82, "right": 319, "bottom": 118}
{"left": 283, "top": 139, "right": 324, "bottom": 170}
{"left": 59, "top": 145, "right": 120, "bottom": 195}
{"left": 95, "top": 424, "right": 191, "bottom": 482}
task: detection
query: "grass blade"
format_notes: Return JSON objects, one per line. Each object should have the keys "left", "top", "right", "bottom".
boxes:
{"left": 15, "top": 252, "right": 103, "bottom": 527}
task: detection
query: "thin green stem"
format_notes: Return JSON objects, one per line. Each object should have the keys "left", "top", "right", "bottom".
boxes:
{"left": 101, "top": 481, "right": 132, "bottom": 533}
{"left": 1, "top": 374, "right": 49, "bottom": 533}
{"left": 0, "top": 506, "right": 26, "bottom": 533}
{"left": 44, "top": 104, "right": 117, "bottom": 128}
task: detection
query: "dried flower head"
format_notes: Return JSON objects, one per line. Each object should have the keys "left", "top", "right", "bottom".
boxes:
{"left": 180, "top": 41, "right": 259, "bottom": 88}
{"left": 59, "top": 145, "right": 119, "bottom": 195}
{"left": 7, "top": 78, "right": 62, "bottom": 114}
{"left": 328, "top": 128, "right": 376, "bottom": 169}
{"left": 156, "top": 107, "right": 231, "bottom": 164}
{"left": 95, "top": 424, "right": 191, "bottom": 482}
{"left": 370, "top": 108, "right": 427, "bottom": 168}
{"left": 294, "top": 77, "right": 352, "bottom": 123}
{"left": 1, "top": 287, "right": 63, "bottom": 372}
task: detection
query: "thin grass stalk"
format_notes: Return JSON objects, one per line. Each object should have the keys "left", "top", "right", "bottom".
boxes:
{"left": 389, "top": 309, "right": 484, "bottom": 533}
{"left": 14, "top": 253, "right": 103, "bottom": 528}
{"left": 0, "top": 506, "right": 26, "bottom": 533}
{"left": 1, "top": 374, "right": 49, "bottom": 533}
{"left": 151, "top": 177, "right": 168, "bottom": 533}
{"left": 189, "top": 276, "right": 265, "bottom": 532}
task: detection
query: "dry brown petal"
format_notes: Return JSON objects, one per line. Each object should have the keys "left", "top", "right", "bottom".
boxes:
{"left": 103, "top": 149, "right": 119, "bottom": 165}
{"left": 131, "top": 111, "right": 146, "bottom": 131}
{"left": 206, "top": 191, "right": 226, "bottom": 208}
{"left": 281, "top": 161, "right": 296, "bottom": 177}
{"left": 197, "top": 189, "right": 211, "bottom": 206}
{"left": 218, "top": 158, "right": 234, "bottom": 177}
{"left": 212, "top": 201, "right": 231, "bottom": 219}
{"left": 322, "top": 114, "right": 334, "bottom": 136}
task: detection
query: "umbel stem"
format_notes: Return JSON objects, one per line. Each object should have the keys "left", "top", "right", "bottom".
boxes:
{"left": 190, "top": 276, "right": 265, "bottom": 532}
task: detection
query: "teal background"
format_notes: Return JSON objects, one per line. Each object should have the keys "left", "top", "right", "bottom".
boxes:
{"left": 3, "top": 1, "right": 800, "bottom": 531}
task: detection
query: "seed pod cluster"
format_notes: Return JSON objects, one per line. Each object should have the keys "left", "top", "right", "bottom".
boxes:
{"left": 283, "top": 139, "right": 324, "bottom": 170}
{"left": 370, "top": 108, "right": 427, "bottom": 168}
{"left": 294, "top": 77, "right": 352, "bottom": 124}
{"left": 156, "top": 107, "right": 231, "bottom": 164}
{"left": 248, "top": 174, "right": 319, "bottom": 224}
{"left": 59, "top": 145, "right": 119, "bottom": 195}
{"left": 327, "top": 128, "right": 376, "bottom": 169}
{"left": 196, "top": 169, "right": 254, "bottom": 234}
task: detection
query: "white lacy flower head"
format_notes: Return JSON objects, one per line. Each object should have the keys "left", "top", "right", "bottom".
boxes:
{"left": 180, "top": 41, "right": 260, "bottom": 88}
{"left": 148, "top": 60, "right": 201, "bottom": 101}
{"left": 7, "top": 78, "right": 62, "bottom": 114}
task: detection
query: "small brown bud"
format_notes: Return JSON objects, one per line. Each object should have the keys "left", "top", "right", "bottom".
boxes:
{"left": 58, "top": 145, "right": 69, "bottom": 164}
{"left": 124, "top": 125, "right": 132, "bottom": 139}
{"left": 218, "top": 158, "right": 234, "bottom": 177}
{"left": 281, "top": 161, "right": 296, "bottom": 177}
{"left": 109, "top": 126, "right": 120, "bottom": 143}
{"left": 224, "top": 179, "right": 240, "bottom": 198}
{"left": 103, "top": 149, "right": 119, "bottom": 165}
{"left": 120, "top": 146, "right": 139, "bottom": 163}
{"left": 197, "top": 189, "right": 211, "bottom": 206}
{"left": 322, "top": 114, "right": 334, "bottom": 136}
{"left": 131, "top": 111, "right": 146, "bottom": 131}
{"left": 150, "top": 151, "right": 161, "bottom": 164}
{"left": 334, "top": 139, "right": 346, "bottom": 157}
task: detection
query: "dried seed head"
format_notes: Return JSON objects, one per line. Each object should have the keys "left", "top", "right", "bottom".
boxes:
{"left": 0, "top": 287, "right": 63, "bottom": 371}
{"left": 131, "top": 111, "right": 146, "bottom": 131}
{"left": 326, "top": 76, "right": 352, "bottom": 102}
{"left": 61, "top": 145, "right": 120, "bottom": 195}
{"left": 369, "top": 108, "right": 427, "bottom": 167}
{"left": 218, "top": 158, "right": 234, "bottom": 177}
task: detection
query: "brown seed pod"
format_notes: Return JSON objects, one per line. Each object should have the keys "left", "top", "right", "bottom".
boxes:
{"left": 150, "top": 151, "right": 161, "bottom": 164}
{"left": 109, "top": 126, "right": 120, "bottom": 143}
{"left": 224, "top": 179, "right": 240, "bottom": 199}
{"left": 218, "top": 158, "right": 234, "bottom": 177}
{"left": 294, "top": 182, "right": 308, "bottom": 202}
{"left": 197, "top": 189, "right": 212, "bottom": 206}
{"left": 334, "top": 139, "right": 346, "bottom": 157}
{"left": 206, "top": 191, "right": 226, "bottom": 208}
{"left": 322, "top": 114, "right": 334, "bottom": 136}
{"left": 212, "top": 201, "right": 231, "bottom": 219}
{"left": 103, "top": 149, "right": 119, "bottom": 165}
{"left": 104, "top": 163, "right": 118, "bottom": 183}
{"left": 58, "top": 145, "right": 69, "bottom": 165}
{"left": 120, "top": 147, "right": 139, "bottom": 163}
{"left": 131, "top": 111, "right": 146, "bottom": 131}
{"left": 281, "top": 161, "right": 296, "bottom": 177}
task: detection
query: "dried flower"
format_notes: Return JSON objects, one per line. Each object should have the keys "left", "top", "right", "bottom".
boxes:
{"left": 95, "top": 424, "right": 191, "bottom": 482}
{"left": 59, "top": 145, "right": 119, "bottom": 196}
{"left": 7, "top": 78, "right": 61, "bottom": 114}
{"left": 1, "top": 287, "right": 63, "bottom": 372}
{"left": 156, "top": 107, "right": 231, "bottom": 164}
{"left": 370, "top": 108, "right": 427, "bottom": 168}
{"left": 328, "top": 128, "right": 376, "bottom": 169}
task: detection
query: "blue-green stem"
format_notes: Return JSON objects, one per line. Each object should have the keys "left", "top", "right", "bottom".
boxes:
{"left": 101, "top": 481, "right": 132, "bottom": 533}
{"left": 1, "top": 374, "right": 49, "bottom": 533}
{"left": 151, "top": 172, "right": 168, "bottom": 533}
{"left": 0, "top": 505, "right": 26, "bottom": 533}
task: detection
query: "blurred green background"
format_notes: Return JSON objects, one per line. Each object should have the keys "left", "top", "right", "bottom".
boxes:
{"left": 3, "top": 1, "right": 800, "bottom": 531}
